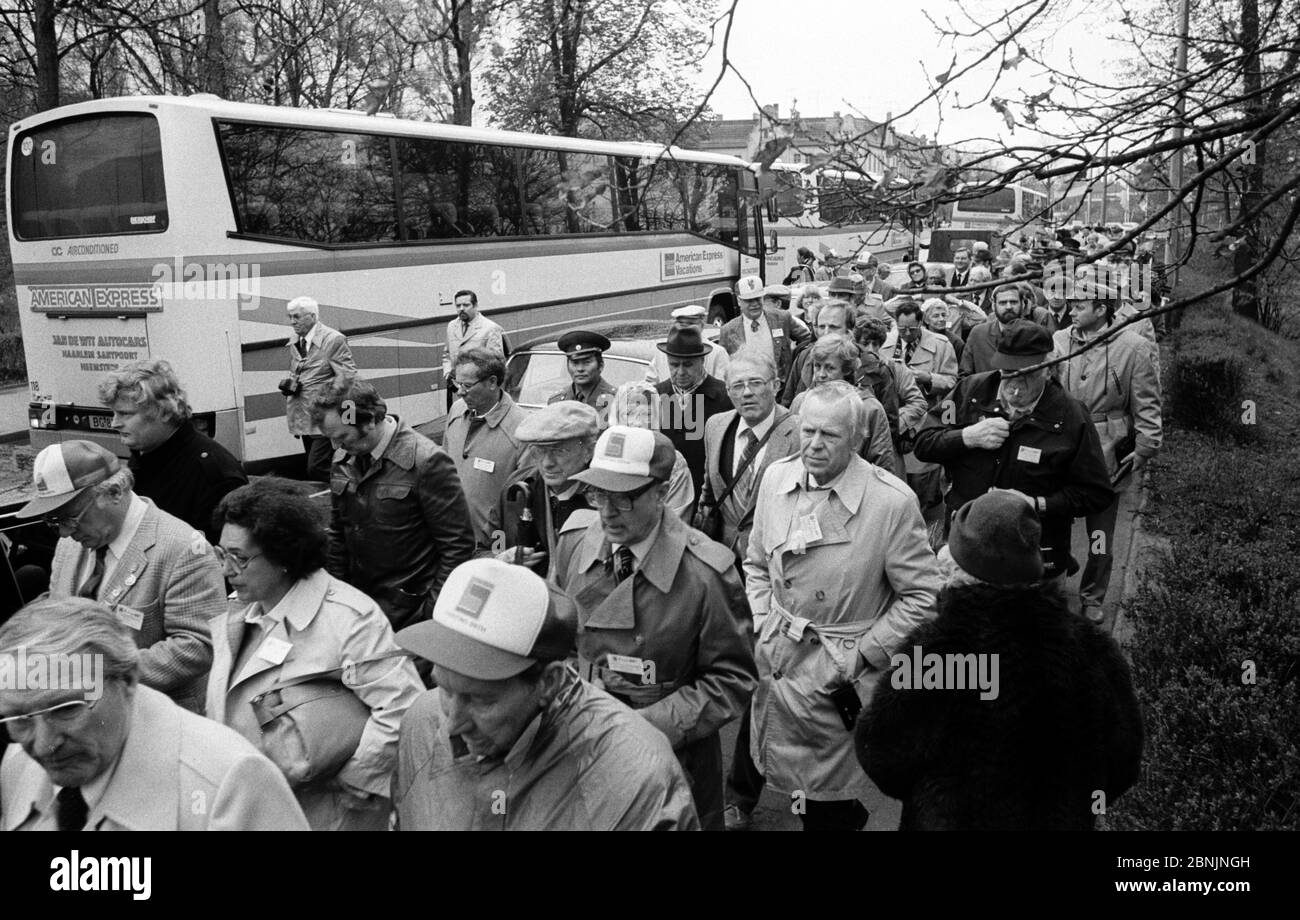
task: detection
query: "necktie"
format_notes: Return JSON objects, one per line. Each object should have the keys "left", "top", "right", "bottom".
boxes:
{"left": 356, "top": 453, "right": 372, "bottom": 476}
{"left": 294, "top": 338, "right": 307, "bottom": 358}
{"left": 77, "top": 547, "right": 109, "bottom": 600}
{"left": 56, "top": 786, "right": 89, "bottom": 831}
{"left": 737, "top": 428, "right": 761, "bottom": 496}
{"left": 611, "top": 546, "right": 635, "bottom": 583}
{"left": 750, "top": 319, "right": 760, "bottom": 333}
{"left": 904, "top": 340, "right": 916, "bottom": 363}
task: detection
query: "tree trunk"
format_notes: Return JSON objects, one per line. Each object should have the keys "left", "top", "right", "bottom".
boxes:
{"left": 450, "top": 0, "right": 474, "bottom": 126}
{"left": 33, "top": 0, "right": 60, "bottom": 111}
{"left": 1233, "top": 0, "right": 1262, "bottom": 322}
{"left": 201, "top": 0, "right": 227, "bottom": 96}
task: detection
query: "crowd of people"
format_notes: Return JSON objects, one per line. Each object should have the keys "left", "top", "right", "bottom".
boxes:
{"left": 0, "top": 236, "right": 1160, "bottom": 829}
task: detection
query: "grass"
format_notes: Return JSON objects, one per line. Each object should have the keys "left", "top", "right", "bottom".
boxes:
{"left": 1106, "top": 252, "right": 1300, "bottom": 830}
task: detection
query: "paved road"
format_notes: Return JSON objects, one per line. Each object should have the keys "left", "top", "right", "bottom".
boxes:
{"left": 721, "top": 478, "right": 1143, "bottom": 832}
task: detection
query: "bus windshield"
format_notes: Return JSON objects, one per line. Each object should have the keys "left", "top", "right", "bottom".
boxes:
{"left": 10, "top": 113, "right": 169, "bottom": 240}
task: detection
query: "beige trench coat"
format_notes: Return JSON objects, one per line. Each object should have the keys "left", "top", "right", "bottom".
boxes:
{"left": 743, "top": 455, "right": 941, "bottom": 799}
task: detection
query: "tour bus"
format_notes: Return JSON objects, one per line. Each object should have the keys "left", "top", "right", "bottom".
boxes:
{"left": 6, "top": 95, "right": 765, "bottom": 468}
{"left": 762, "top": 161, "right": 914, "bottom": 280}
{"left": 947, "top": 181, "right": 1052, "bottom": 245}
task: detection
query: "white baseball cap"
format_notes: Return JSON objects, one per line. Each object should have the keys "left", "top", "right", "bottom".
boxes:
{"left": 394, "top": 559, "right": 576, "bottom": 681}
{"left": 735, "top": 275, "right": 764, "bottom": 301}
{"left": 16, "top": 440, "right": 122, "bottom": 519}
{"left": 571, "top": 425, "right": 676, "bottom": 492}
{"left": 670, "top": 304, "right": 708, "bottom": 319}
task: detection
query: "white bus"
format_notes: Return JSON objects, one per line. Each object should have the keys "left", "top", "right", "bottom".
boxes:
{"left": 761, "top": 162, "right": 915, "bottom": 280}
{"left": 6, "top": 95, "right": 765, "bottom": 468}
{"left": 947, "top": 182, "right": 1051, "bottom": 245}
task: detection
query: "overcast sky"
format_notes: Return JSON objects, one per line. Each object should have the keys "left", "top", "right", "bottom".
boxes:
{"left": 697, "top": 0, "right": 1153, "bottom": 146}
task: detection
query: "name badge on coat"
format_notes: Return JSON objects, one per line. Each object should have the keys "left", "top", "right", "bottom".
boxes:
{"left": 1017, "top": 446, "right": 1043, "bottom": 464}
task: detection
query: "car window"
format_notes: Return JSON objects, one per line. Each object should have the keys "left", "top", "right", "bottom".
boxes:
{"left": 506, "top": 352, "right": 650, "bottom": 406}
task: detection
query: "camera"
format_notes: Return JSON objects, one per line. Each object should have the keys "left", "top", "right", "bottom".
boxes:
{"left": 277, "top": 376, "right": 302, "bottom": 397}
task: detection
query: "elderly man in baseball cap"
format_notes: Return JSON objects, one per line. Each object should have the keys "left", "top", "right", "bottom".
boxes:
{"left": 550, "top": 426, "right": 756, "bottom": 830}
{"left": 719, "top": 276, "right": 811, "bottom": 392}
{"left": 391, "top": 558, "right": 699, "bottom": 830}
{"left": 14, "top": 440, "right": 221, "bottom": 711}
{"left": 913, "top": 319, "right": 1113, "bottom": 581}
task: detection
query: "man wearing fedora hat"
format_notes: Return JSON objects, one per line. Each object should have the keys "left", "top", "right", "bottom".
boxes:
{"left": 392, "top": 558, "right": 700, "bottom": 830}
{"left": 913, "top": 319, "right": 1113, "bottom": 581}
{"left": 645, "top": 304, "right": 730, "bottom": 385}
{"left": 547, "top": 329, "right": 616, "bottom": 413}
{"left": 652, "top": 325, "right": 733, "bottom": 511}
{"left": 14, "top": 440, "right": 222, "bottom": 712}
{"left": 550, "top": 426, "right": 756, "bottom": 830}
{"left": 719, "top": 275, "right": 811, "bottom": 391}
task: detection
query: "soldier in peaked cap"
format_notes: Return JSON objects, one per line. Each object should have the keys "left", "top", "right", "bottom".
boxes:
{"left": 486, "top": 400, "right": 600, "bottom": 577}
{"left": 548, "top": 330, "right": 616, "bottom": 413}
{"left": 550, "top": 426, "right": 756, "bottom": 831}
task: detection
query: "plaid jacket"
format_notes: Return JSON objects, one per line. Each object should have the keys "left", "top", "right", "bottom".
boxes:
{"left": 50, "top": 497, "right": 220, "bottom": 712}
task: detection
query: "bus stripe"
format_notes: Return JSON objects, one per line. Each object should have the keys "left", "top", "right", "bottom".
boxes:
{"left": 12, "top": 232, "right": 716, "bottom": 286}
{"left": 245, "top": 369, "right": 441, "bottom": 422}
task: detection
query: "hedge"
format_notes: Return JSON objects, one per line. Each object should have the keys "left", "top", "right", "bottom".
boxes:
{"left": 0, "top": 333, "right": 25, "bottom": 383}
{"left": 1106, "top": 267, "right": 1300, "bottom": 830}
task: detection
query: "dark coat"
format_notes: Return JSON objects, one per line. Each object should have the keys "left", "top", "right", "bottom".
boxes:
{"left": 130, "top": 423, "right": 247, "bottom": 544}
{"left": 326, "top": 419, "right": 476, "bottom": 629}
{"left": 654, "top": 375, "right": 733, "bottom": 506}
{"left": 856, "top": 582, "right": 1144, "bottom": 830}
{"left": 912, "top": 373, "right": 1113, "bottom": 577}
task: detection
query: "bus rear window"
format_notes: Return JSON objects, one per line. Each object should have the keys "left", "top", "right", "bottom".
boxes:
{"left": 10, "top": 114, "right": 168, "bottom": 240}
{"left": 956, "top": 187, "right": 1016, "bottom": 214}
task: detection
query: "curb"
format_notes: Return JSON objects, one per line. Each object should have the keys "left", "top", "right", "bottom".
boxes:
{"left": 1113, "top": 479, "right": 1171, "bottom": 653}
{"left": 0, "top": 430, "right": 29, "bottom": 446}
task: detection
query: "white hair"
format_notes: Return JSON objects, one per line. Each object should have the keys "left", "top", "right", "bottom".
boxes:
{"left": 287, "top": 296, "right": 319, "bottom": 316}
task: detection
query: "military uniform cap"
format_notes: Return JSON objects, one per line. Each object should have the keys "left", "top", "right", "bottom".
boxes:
{"left": 557, "top": 330, "right": 611, "bottom": 358}
{"left": 516, "top": 400, "right": 600, "bottom": 443}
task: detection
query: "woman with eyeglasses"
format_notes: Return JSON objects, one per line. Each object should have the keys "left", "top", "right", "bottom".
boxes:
{"left": 607, "top": 382, "right": 694, "bottom": 521}
{"left": 204, "top": 478, "right": 423, "bottom": 831}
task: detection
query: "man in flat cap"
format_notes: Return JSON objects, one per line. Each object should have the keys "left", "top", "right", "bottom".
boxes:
{"left": 550, "top": 427, "right": 756, "bottom": 830}
{"left": 548, "top": 330, "right": 616, "bottom": 412}
{"left": 913, "top": 319, "right": 1113, "bottom": 580}
{"left": 647, "top": 305, "right": 730, "bottom": 384}
{"left": 14, "top": 440, "right": 221, "bottom": 712}
{"left": 392, "top": 558, "right": 699, "bottom": 830}
{"left": 653, "top": 326, "right": 733, "bottom": 511}
{"left": 487, "top": 400, "right": 600, "bottom": 576}
{"left": 761, "top": 284, "right": 791, "bottom": 314}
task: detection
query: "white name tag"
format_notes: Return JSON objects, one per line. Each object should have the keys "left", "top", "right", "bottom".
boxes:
{"left": 114, "top": 606, "right": 144, "bottom": 631}
{"left": 801, "top": 513, "right": 823, "bottom": 543}
{"left": 472, "top": 456, "right": 496, "bottom": 473}
{"left": 257, "top": 636, "right": 293, "bottom": 665}
{"left": 772, "top": 329, "right": 784, "bottom": 338}
{"left": 1017, "top": 446, "right": 1043, "bottom": 464}
{"left": 606, "top": 654, "right": 645, "bottom": 677}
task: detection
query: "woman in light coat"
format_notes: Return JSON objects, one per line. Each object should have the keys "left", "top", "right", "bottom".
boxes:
{"left": 608, "top": 382, "right": 695, "bottom": 521}
{"left": 205, "top": 479, "right": 423, "bottom": 831}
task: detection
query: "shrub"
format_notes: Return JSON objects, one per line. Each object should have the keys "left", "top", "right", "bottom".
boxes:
{"left": 0, "top": 333, "right": 25, "bottom": 383}
{"left": 1168, "top": 333, "right": 1250, "bottom": 440}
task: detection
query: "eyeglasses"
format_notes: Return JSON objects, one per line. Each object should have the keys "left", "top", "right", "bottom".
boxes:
{"left": 213, "top": 546, "right": 265, "bottom": 572}
{"left": 726, "top": 378, "right": 773, "bottom": 395}
{"left": 454, "top": 376, "right": 490, "bottom": 394}
{"left": 43, "top": 495, "right": 94, "bottom": 531}
{"left": 0, "top": 695, "right": 104, "bottom": 739}
{"left": 584, "top": 481, "right": 657, "bottom": 512}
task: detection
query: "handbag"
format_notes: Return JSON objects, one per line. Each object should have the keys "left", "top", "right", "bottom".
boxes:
{"left": 249, "top": 650, "right": 409, "bottom": 788}
{"left": 691, "top": 423, "right": 778, "bottom": 541}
